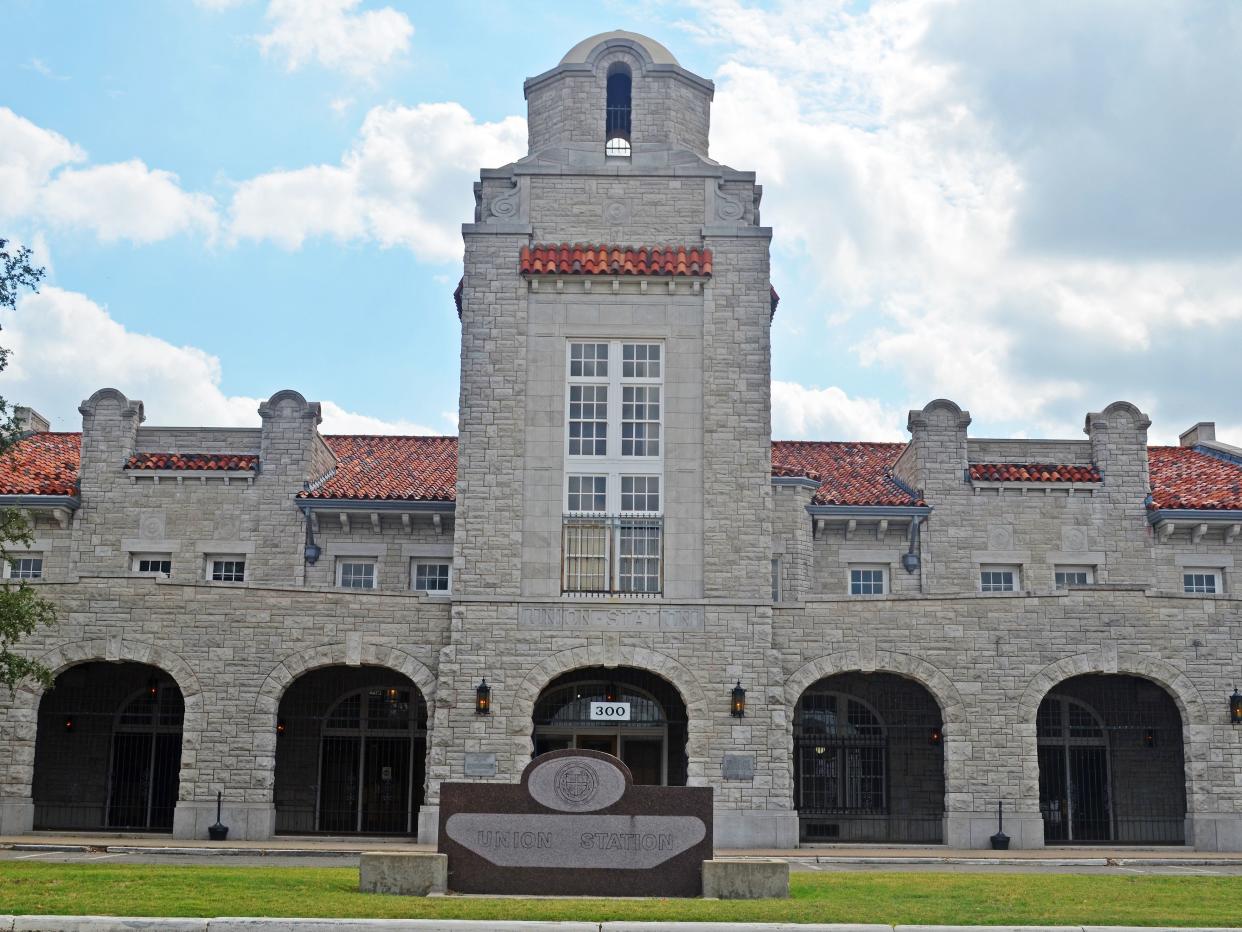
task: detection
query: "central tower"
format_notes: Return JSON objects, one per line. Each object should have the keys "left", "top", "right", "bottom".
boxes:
{"left": 432, "top": 31, "right": 790, "bottom": 848}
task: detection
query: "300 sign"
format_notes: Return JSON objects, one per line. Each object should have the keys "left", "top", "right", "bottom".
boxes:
{"left": 589, "top": 702, "right": 631, "bottom": 721}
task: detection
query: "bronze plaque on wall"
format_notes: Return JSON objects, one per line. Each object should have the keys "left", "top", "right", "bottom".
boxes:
{"left": 438, "top": 749, "right": 713, "bottom": 896}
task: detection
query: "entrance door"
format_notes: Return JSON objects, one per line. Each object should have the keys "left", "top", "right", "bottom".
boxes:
{"left": 1069, "top": 746, "right": 1111, "bottom": 841}
{"left": 620, "top": 738, "right": 662, "bottom": 785}
{"left": 318, "top": 736, "right": 361, "bottom": 832}
{"left": 362, "top": 736, "right": 411, "bottom": 834}
{"left": 108, "top": 733, "right": 152, "bottom": 828}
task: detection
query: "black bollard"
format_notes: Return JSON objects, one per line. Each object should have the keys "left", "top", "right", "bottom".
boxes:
{"left": 989, "top": 800, "right": 1010, "bottom": 850}
{"left": 208, "top": 791, "right": 230, "bottom": 841}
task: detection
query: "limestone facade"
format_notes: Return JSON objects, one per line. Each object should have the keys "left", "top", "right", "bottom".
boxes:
{"left": 1, "top": 31, "right": 1241, "bottom": 850}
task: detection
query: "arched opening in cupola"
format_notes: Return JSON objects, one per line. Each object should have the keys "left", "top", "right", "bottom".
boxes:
{"left": 605, "top": 63, "right": 632, "bottom": 157}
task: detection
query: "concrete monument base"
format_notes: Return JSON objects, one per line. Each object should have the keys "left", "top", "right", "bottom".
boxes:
{"left": 359, "top": 851, "right": 448, "bottom": 896}
{"left": 702, "top": 858, "right": 790, "bottom": 899}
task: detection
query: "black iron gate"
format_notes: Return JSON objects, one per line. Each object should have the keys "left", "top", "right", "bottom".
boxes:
{"left": 33, "top": 665, "right": 184, "bottom": 832}
{"left": 274, "top": 674, "right": 426, "bottom": 835}
{"left": 1037, "top": 677, "right": 1186, "bottom": 844}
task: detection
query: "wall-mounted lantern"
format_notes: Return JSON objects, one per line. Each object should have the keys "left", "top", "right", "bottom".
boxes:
{"left": 63, "top": 716, "right": 75, "bottom": 733}
{"left": 730, "top": 681, "right": 746, "bottom": 718}
{"left": 1231, "top": 687, "right": 1242, "bottom": 725}
{"left": 146, "top": 678, "right": 159, "bottom": 699}
{"left": 276, "top": 718, "right": 287, "bottom": 737}
{"left": 476, "top": 678, "right": 492, "bottom": 715}
{"left": 930, "top": 726, "right": 943, "bottom": 746}
{"left": 303, "top": 510, "right": 321, "bottom": 565}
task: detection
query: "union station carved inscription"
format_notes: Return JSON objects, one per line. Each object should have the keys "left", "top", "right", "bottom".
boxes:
{"left": 438, "top": 749, "right": 713, "bottom": 896}
{"left": 517, "top": 605, "right": 705, "bottom": 632}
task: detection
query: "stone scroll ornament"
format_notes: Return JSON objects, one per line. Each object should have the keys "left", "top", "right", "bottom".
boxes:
{"left": 439, "top": 748, "right": 713, "bottom": 897}
{"left": 714, "top": 182, "right": 745, "bottom": 222}
{"left": 489, "top": 182, "right": 521, "bottom": 220}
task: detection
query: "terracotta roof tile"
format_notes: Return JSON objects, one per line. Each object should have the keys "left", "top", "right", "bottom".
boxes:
{"left": 969, "top": 463, "right": 1101, "bottom": 483}
{"left": 0, "top": 432, "right": 81, "bottom": 496}
{"left": 520, "top": 244, "right": 712, "bottom": 277}
{"left": 125, "top": 452, "right": 258, "bottom": 471}
{"left": 1148, "top": 446, "right": 1242, "bottom": 510}
{"left": 771, "top": 441, "right": 921, "bottom": 507}
{"left": 300, "top": 435, "right": 458, "bottom": 502}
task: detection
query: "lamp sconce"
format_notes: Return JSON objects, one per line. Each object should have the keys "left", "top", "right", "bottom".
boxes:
{"left": 476, "top": 678, "right": 492, "bottom": 715}
{"left": 303, "top": 510, "right": 321, "bottom": 565}
{"left": 63, "top": 715, "right": 75, "bottom": 733}
{"left": 1230, "top": 686, "right": 1242, "bottom": 726}
{"left": 930, "top": 726, "right": 943, "bottom": 746}
{"left": 146, "top": 677, "right": 159, "bottom": 699}
{"left": 730, "top": 681, "right": 746, "bottom": 718}
{"left": 276, "top": 718, "right": 287, "bottom": 737}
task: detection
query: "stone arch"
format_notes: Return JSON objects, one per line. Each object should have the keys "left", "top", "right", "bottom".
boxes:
{"left": 1018, "top": 651, "right": 1205, "bottom": 724}
{"left": 254, "top": 642, "right": 437, "bottom": 720}
{"left": 785, "top": 650, "right": 966, "bottom": 726}
{"left": 511, "top": 646, "right": 711, "bottom": 782}
{"left": 1019, "top": 650, "right": 1206, "bottom": 830}
{"left": 7, "top": 638, "right": 203, "bottom": 814}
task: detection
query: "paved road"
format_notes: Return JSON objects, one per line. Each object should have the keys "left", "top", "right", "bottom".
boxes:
{"left": 6, "top": 848, "right": 1242, "bottom": 875}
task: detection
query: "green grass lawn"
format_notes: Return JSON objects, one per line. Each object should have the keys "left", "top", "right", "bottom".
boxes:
{"left": 1, "top": 864, "right": 1240, "bottom": 925}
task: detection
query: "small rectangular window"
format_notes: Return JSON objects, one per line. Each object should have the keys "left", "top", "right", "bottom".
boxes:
{"left": 1054, "top": 565, "right": 1094, "bottom": 589}
{"left": 567, "top": 475, "right": 607, "bottom": 513}
{"left": 771, "top": 557, "right": 781, "bottom": 603}
{"left": 622, "top": 343, "right": 661, "bottom": 379}
{"left": 338, "top": 560, "right": 376, "bottom": 589}
{"left": 849, "top": 566, "right": 886, "bottom": 596}
{"left": 981, "top": 566, "right": 1018, "bottom": 592}
{"left": 620, "top": 475, "right": 660, "bottom": 513}
{"left": 209, "top": 558, "right": 246, "bottom": 583}
{"left": 569, "top": 342, "right": 608, "bottom": 378}
{"left": 1183, "top": 571, "right": 1221, "bottom": 594}
{"left": 7, "top": 556, "right": 43, "bottom": 580}
{"left": 413, "top": 562, "right": 451, "bottom": 593}
{"left": 132, "top": 554, "right": 173, "bottom": 577}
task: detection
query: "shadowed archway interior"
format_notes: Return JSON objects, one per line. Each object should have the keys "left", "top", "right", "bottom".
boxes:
{"left": 532, "top": 666, "right": 688, "bottom": 786}
{"left": 32, "top": 661, "right": 184, "bottom": 832}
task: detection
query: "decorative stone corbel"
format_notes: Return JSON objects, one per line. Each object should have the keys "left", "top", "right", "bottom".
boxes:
{"left": 845, "top": 519, "right": 857, "bottom": 541}
{"left": 1192, "top": 523, "right": 1209, "bottom": 544}
{"left": 1227, "top": 524, "right": 1240, "bottom": 545}
{"left": 1157, "top": 521, "right": 1176, "bottom": 543}
{"left": 433, "top": 513, "right": 443, "bottom": 535}
{"left": 370, "top": 512, "right": 382, "bottom": 534}
{"left": 401, "top": 513, "right": 412, "bottom": 534}
{"left": 339, "top": 512, "right": 350, "bottom": 533}
{"left": 877, "top": 519, "right": 888, "bottom": 541}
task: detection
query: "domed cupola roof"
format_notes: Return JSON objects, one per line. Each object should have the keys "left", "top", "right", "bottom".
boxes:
{"left": 559, "top": 30, "right": 680, "bottom": 66}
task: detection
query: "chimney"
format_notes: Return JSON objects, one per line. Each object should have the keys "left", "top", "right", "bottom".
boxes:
{"left": 1179, "top": 422, "right": 1215, "bottom": 448}
{"left": 13, "top": 406, "right": 50, "bottom": 434}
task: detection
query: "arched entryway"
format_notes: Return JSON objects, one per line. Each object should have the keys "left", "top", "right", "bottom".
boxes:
{"left": 32, "top": 661, "right": 184, "bottom": 831}
{"left": 793, "top": 672, "right": 945, "bottom": 843}
{"left": 1036, "top": 674, "right": 1186, "bottom": 844}
{"left": 531, "top": 666, "right": 688, "bottom": 786}
{"left": 274, "top": 666, "right": 427, "bottom": 835}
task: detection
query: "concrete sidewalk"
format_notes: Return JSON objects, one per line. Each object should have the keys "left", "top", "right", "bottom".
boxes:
{"left": 5, "top": 833, "right": 1242, "bottom": 866}
{"left": 1, "top": 921, "right": 1240, "bottom": 932}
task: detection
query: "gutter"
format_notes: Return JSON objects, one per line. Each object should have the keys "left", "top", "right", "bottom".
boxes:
{"left": 296, "top": 499, "right": 455, "bottom": 514}
{"left": 806, "top": 504, "right": 931, "bottom": 519}
{"left": 1146, "top": 508, "right": 1242, "bottom": 525}
{"left": 0, "top": 494, "right": 81, "bottom": 511}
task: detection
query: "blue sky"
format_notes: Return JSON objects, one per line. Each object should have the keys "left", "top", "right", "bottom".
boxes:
{"left": 2, "top": 0, "right": 1240, "bottom": 443}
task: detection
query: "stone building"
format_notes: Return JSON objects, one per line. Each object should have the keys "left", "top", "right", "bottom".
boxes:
{"left": 2, "top": 31, "right": 1241, "bottom": 850}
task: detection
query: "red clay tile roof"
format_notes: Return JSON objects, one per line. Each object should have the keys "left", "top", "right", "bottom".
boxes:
{"left": 771, "top": 441, "right": 921, "bottom": 507}
{"left": 520, "top": 244, "right": 712, "bottom": 277}
{"left": 969, "top": 463, "right": 1102, "bottom": 483}
{"left": 0, "top": 432, "right": 81, "bottom": 496}
{"left": 300, "top": 435, "right": 458, "bottom": 502}
{"left": 125, "top": 452, "right": 258, "bottom": 471}
{"left": 1148, "top": 446, "right": 1242, "bottom": 511}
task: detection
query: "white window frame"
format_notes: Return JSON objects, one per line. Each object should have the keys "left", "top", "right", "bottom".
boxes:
{"left": 131, "top": 553, "right": 173, "bottom": 577}
{"left": 337, "top": 558, "right": 378, "bottom": 590}
{"left": 1054, "top": 565, "right": 1095, "bottom": 589}
{"left": 848, "top": 564, "right": 888, "bottom": 596}
{"left": 411, "top": 560, "right": 452, "bottom": 595}
{"left": 564, "top": 339, "right": 664, "bottom": 517}
{"left": 205, "top": 555, "right": 247, "bottom": 584}
{"left": 4, "top": 554, "right": 44, "bottom": 580}
{"left": 980, "top": 564, "right": 1020, "bottom": 593}
{"left": 1182, "top": 568, "right": 1223, "bottom": 595}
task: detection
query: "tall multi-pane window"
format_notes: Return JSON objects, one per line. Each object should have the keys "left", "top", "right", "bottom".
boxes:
{"left": 564, "top": 340, "right": 664, "bottom": 593}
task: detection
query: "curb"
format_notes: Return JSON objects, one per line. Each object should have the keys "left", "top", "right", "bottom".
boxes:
{"left": 3, "top": 922, "right": 1242, "bottom": 932}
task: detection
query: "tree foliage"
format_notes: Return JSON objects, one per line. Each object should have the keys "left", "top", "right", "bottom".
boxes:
{"left": 0, "top": 238, "right": 56, "bottom": 693}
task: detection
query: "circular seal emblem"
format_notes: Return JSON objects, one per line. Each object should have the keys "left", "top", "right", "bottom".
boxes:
{"left": 554, "top": 762, "right": 599, "bottom": 806}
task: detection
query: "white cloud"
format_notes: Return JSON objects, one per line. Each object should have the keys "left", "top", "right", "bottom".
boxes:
{"left": 0, "top": 107, "right": 220, "bottom": 246}
{"left": 772, "top": 381, "right": 904, "bottom": 441}
{"left": 2, "top": 286, "right": 446, "bottom": 435}
{"left": 687, "top": 0, "right": 1242, "bottom": 440}
{"left": 257, "top": 0, "right": 413, "bottom": 81}
{"left": 229, "top": 102, "right": 526, "bottom": 262}
{"left": 38, "top": 160, "right": 219, "bottom": 244}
